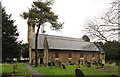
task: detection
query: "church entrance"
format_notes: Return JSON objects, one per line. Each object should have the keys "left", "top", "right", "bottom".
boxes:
{"left": 40, "top": 58, "right": 43, "bottom": 64}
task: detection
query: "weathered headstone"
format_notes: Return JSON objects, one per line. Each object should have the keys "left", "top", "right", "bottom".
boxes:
{"left": 75, "top": 68, "right": 84, "bottom": 77}
{"left": 87, "top": 62, "right": 91, "bottom": 68}
{"left": 94, "top": 61, "right": 98, "bottom": 66}
{"left": 59, "top": 61, "right": 61, "bottom": 67}
{"left": 62, "top": 64, "right": 66, "bottom": 69}
{"left": 78, "top": 60, "right": 80, "bottom": 64}
{"left": 15, "top": 64, "right": 17, "bottom": 69}
{"left": 50, "top": 63, "right": 52, "bottom": 69}
{"left": 4, "top": 62, "right": 7, "bottom": 67}
{"left": 99, "top": 62, "right": 102, "bottom": 66}
{"left": 81, "top": 61, "right": 83, "bottom": 65}
{"left": 92, "top": 61, "right": 95, "bottom": 65}
{"left": 76, "top": 63, "right": 80, "bottom": 68}
{"left": 101, "top": 64, "right": 104, "bottom": 67}
{"left": 55, "top": 60, "right": 61, "bottom": 67}
{"left": 13, "top": 64, "right": 16, "bottom": 73}
{"left": 109, "top": 75, "right": 118, "bottom": 77}
{"left": 84, "top": 60, "right": 88, "bottom": 64}
{"left": 109, "top": 60, "right": 112, "bottom": 64}
{"left": 116, "top": 61, "right": 120, "bottom": 66}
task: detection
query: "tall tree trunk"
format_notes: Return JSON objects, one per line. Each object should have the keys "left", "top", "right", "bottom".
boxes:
{"left": 35, "top": 25, "right": 40, "bottom": 67}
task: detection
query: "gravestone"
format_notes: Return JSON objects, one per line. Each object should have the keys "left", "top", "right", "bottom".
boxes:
{"left": 13, "top": 64, "right": 16, "bottom": 73}
{"left": 92, "top": 62, "right": 95, "bottom": 65}
{"left": 84, "top": 60, "right": 88, "bottom": 64}
{"left": 59, "top": 61, "right": 61, "bottom": 67}
{"left": 109, "top": 60, "right": 112, "bottom": 64}
{"left": 116, "top": 61, "right": 120, "bottom": 66}
{"left": 15, "top": 64, "right": 17, "bottom": 69}
{"left": 76, "top": 63, "right": 80, "bottom": 68}
{"left": 87, "top": 62, "right": 91, "bottom": 68}
{"left": 50, "top": 63, "right": 52, "bottom": 69}
{"left": 101, "top": 64, "right": 104, "bottom": 67}
{"left": 55, "top": 60, "right": 59, "bottom": 67}
{"left": 78, "top": 60, "right": 80, "bottom": 64}
{"left": 69, "top": 61, "right": 71, "bottom": 65}
{"left": 4, "top": 62, "right": 7, "bottom": 67}
{"left": 62, "top": 64, "right": 66, "bottom": 69}
{"left": 55, "top": 60, "right": 61, "bottom": 67}
{"left": 75, "top": 68, "right": 84, "bottom": 77}
{"left": 99, "top": 62, "right": 102, "bottom": 66}
{"left": 81, "top": 61, "right": 83, "bottom": 65}
{"left": 109, "top": 75, "right": 118, "bottom": 77}
{"left": 94, "top": 61, "right": 98, "bottom": 66}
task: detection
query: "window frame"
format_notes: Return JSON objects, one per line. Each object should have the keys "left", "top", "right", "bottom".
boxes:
{"left": 80, "top": 53, "right": 84, "bottom": 58}
{"left": 55, "top": 52, "right": 59, "bottom": 58}
{"left": 68, "top": 53, "right": 72, "bottom": 58}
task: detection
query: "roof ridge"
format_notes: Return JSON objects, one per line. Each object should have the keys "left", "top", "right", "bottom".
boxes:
{"left": 38, "top": 34, "right": 84, "bottom": 41}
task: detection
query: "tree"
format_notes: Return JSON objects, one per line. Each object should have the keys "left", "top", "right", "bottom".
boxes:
{"left": 21, "top": 43, "right": 29, "bottom": 58}
{"left": 84, "top": 0, "right": 120, "bottom": 42}
{"left": 103, "top": 40, "right": 120, "bottom": 61}
{"left": 0, "top": 2, "right": 2, "bottom": 62}
{"left": 82, "top": 35, "right": 90, "bottom": 42}
{"left": 2, "top": 8, "right": 21, "bottom": 62}
{"left": 21, "top": 0, "right": 63, "bottom": 67}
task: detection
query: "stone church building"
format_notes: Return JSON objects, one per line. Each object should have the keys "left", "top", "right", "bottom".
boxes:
{"left": 28, "top": 26, "right": 105, "bottom": 65}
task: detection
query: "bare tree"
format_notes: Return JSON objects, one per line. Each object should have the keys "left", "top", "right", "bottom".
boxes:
{"left": 84, "top": 0, "right": 120, "bottom": 42}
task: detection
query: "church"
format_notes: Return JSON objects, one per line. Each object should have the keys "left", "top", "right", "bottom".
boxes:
{"left": 28, "top": 26, "right": 105, "bottom": 65}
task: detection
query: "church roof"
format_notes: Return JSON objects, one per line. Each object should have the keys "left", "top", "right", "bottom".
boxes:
{"left": 31, "top": 34, "right": 99, "bottom": 51}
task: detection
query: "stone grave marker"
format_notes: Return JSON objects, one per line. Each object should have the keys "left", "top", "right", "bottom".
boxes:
{"left": 87, "top": 62, "right": 91, "bottom": 68}
{"left": 101, "top": 64, "right": 104, "bottom": 67}
{"left": 15, "top": 64, "right": 17, "bottom": 69}
{"left": 50, "top": 63, "right": 52, "bottom": 69}
{"left": 78, "top": 60, "right": 80, "bottom": 64}
{"left": 62, "top": 64, "right": 66, "bottom": 69}
{"left": 116, "top": 61, "right": 120, "bottom": 66}
{"left": 94, "top": 61, "right": 98, "bottom": 66}
{"left": 109, "top": 75, "right": 118, "bottom": 77}
{"left": 84, "top": 60, "right": 88, "bottom": 64}
{"left": 75, "top": 68, "right": 84, "bottom": 77}
{"left": 109, "top": 60, "right": 113, "bottom": 64}
{"left": 81, "top": 61, "right": 83, "bottom": 65}
{"left": 13, "top": 64, "right": 16, "bottom": 73}
{"left": 92, "top": 61, "right": 95, "bottom": 65}
{"left": 59, "top": 61, "right": 61, "bottom": 67}
{"left": 76, "top": 63, "right": 80, "bottom": 68}
{"left": 55, "top": 60, "right": 59, "bottom": 67}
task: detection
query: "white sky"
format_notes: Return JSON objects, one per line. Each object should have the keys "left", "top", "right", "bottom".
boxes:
{"left": 2, "top": 0, "right": 112, "bottom": 43}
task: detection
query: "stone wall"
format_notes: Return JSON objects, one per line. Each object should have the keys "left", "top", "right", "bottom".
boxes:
{"left": 31, "top": 50, "right": 44, "bottom": 65}
{"left": 47, "top": 50, "right": 100, "bottom": 65}
{"left": 31, "top": 50, "right": 100, "bottom": 65}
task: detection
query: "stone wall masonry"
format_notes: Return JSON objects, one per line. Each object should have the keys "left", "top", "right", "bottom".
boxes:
{"left": 31, "top": 50, "right": 100, "bottom": 65}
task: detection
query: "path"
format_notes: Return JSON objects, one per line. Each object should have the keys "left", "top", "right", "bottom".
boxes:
{"left": 24, "top": 63, "right": 44, "bottom": 77}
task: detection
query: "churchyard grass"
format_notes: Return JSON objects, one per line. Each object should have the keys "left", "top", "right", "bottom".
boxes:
{"left": 0, "top": 63, "right": 2, "bottom": 73}
{"left": 32, "top": 63, "right": 119, "bottom": 76}
{"left": 1, "top": 62, "right": 31, "bottom": 76}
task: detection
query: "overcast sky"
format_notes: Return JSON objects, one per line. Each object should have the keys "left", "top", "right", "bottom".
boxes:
{"left": 2, "top": 0, "right": 112, "bottom": 43}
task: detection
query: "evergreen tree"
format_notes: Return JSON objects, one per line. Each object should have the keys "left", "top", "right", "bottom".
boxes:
{"left": 21, "top": 0, "right": 63, "bottom": 67}
{"left": 104, "top": 40, "right": 120, "bottom": 61}
{"left": 2, "top": 8, "right": 21, "bottom": 62}
{"left": 21, "top": 43, "right": 29, "bottom": 58}
{"left": 82, "top": 35, "right": 90, "bottom": 42}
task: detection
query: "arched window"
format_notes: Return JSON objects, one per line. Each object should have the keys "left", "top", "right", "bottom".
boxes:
{"left": 92, "top": 52, "right": 95, "bottom": 58}
{"left": 55, "top": 52, "right": 59, "bottom": 58}
{"left": 80, "top": 53, "right": 84, "bottom": 58}
{"left": 68, "top": 53, "right": 72, "bottom": 58}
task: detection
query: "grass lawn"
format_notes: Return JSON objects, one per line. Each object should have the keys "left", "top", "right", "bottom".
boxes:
{"left": 0, "top": 63, "right": 2, "bottom": 73}
{"left": 1, "top": 62, "right": 31, "bottom": 76}
{"left": 32, "top": 63, "right": 119, "bottom": 76}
